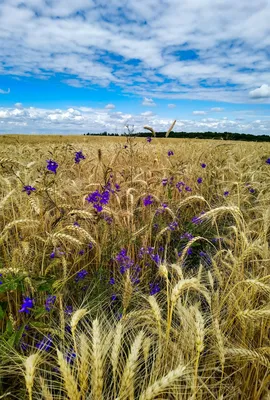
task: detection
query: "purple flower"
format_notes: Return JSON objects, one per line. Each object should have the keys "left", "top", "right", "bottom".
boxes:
{"left": 201, "top": 163, "right": 206, "bottom": 168}
{"left": 150, "top": 283, "right": 160, "bottom": 296}
{"left": 22, "top": 185, "right": 36, "bottom": 195}
{"left": 19, "top": 297, "right": 34, "bottom": 314}
{"left": 180, "top": 232, "right": 194, "bottom": 240}
{"left": 79, "top": 250, "right": 84, "bottom": 256}
{"left": 65, "top": 306, "right": 73, "bottom": 315}
{"left": 249, "top": 188, "right": 255, "bottom": 193}
{"left": 74, "top": 151, "right": 85, "bottom": 164}
{"left": 211, "top": 237, "right": 223, "bottom": 243}
{"left": 266, "top": 158, "right": 270, "bottom": 164}
{"left": 0, "top": 274, "right": 2, "bottom": 285}
{"left": 191, "top": 211, "right": 205, "bottom": 225}
{"left": 88, "top": 242, "right": 93, "bottom": 250}
{"left": 223, "top": 191, "right": 229, "bottom": 197}
{"left": 143, "top": 195, "right": 154, "bottom": 206}
{"left": 109, "top": 277, "right": 115, "bottom": 285}
{"left": 75, "top": 269, "right": 88, "bottom": 282}
{"left": 65, "top": 350, "right": 76, "bottom": 364}
{"left": 146, "top": 137, "right": 152, "bottom": 143}
{"left": 168, "top": 221, "right": 178, "bottom": 231}
{"left": 86, "top": 191, "right": 101, "bottom": 203}
{"left": 162, "top": 178, "right": 168, "bottom": 186}
{"left": 50, "top": 248, "right": 64, "bottom": 259}
{"left": 185, "top": 186, "right": 192, "bottom": 192}
{"left": 187, "top": 247, "right": 193, "bottom": 256}
{"left": 168, "top": 150, "right": 174, "bottom": 156}
{"left": 46, "top": 159, "right": 58, "bottom": 174}
{"left": 73, "top": 221, "right": 80, "bottom": 227}
{"left": 153, "top": 223, "right": 159, "bottom": 230}
{"left": 45, "top": 295, "right": 56, "bottom": 312}
{"left": 115, "top": 248, "right": 134, "bottom": 274}
{"left": 100, "top": 190, "right": 110, "bottom": 205}
{"left": 115, "top": 183, "right": 121, "bottom": 191}
{"left": 111, "top": 294, "right": 117, "bottom": 301}
{"left": 36, "top": 335, "right": 53, "bottom": 352}
{"left": 86, "top": 189, "right": 110, "bottom": 212}
{"left": 151, "top": 254, "right": 160, "bottom": 264}
{"left": 176, "top": 181, "right": 185, "bottom": 192}
{"left": 197, "top": 177, "right": 203, "bottom": 184}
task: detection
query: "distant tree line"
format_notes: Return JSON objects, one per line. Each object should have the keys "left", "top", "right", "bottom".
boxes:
{"left": 84, "top": 131, "right": 270, "bottom": 142}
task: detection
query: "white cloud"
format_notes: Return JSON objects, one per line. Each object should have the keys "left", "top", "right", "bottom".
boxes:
{"left": 62, "top": 79, "right": 85, "bottom": 88}
{"left": 211, "top": 107, "right": 224, "bottom": 112}
{"left": 105, "top": 103, "right": 116, "bottom": 109}
{"left": 14, "top": 103, "right": 23, "bottom": 109}
{"left": 141, "top": 111, "right": 154, "bottom": 116}
{"left": 142, "top": 97, "right": 156, "bottom": 106}
{"left": 193, "top": 111, "right": 207, "bottom": 115}
{"left": 0, "top": 104, "right": 269, "bottom": 135}
{"left": 0, "top": 88, "right": 10, "bottom": 94}
{"left": 249, "top": 84, "right": 270, "bottom": 99}
{"left": 168, "top": 104, "right": 176, "bottom": 108}
{"left": 0, "top": 1, "right": 269, "bottom": 103}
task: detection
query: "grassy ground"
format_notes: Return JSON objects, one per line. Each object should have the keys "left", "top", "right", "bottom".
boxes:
{"left": 0, "top": 135, "right": 269, "bottom": 399}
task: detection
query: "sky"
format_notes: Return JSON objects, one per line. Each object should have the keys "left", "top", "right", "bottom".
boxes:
{"left": 0, "top": 0, "right": 270, "bottom": 135}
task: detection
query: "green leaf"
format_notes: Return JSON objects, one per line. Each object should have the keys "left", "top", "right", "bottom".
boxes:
{"left": 0, "top": 305, "right": 4, "bottom": 320}
{"left": 7, "top": 333, "right": 16, "bottom": 348}
{"left": 14, "top": 325, "right": 25, "bottom": 346}
{"left": 5, "top": 320, "right": 13, "bottom": 335}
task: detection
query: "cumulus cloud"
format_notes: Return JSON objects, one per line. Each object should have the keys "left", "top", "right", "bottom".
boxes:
{"left": 105, "top": 104, "right": 116, "bottom": 109}
{"left": 0, "top": 105, "right": 269, "bottom": 135}
{"left": 0, "top": 88, "right": 10, "bottom": 94}
{"left": 141, "top": 111, "right": 154, "bottom": 116}
{"left": 211, "top": 107, "right": 224, "bottom": 112}
{"left": 168, "top": 104, "right": 176, "bottom": 108}
{"left": 249, "top": 84, "right": 270, "bottom": 99}
{"left": 0, "top": 0, "right": 269, "bottom": 103}
{"left": 142, "top": 97, "right": 156, "bottom": 106}
{"left": 193, "top": 111, "right": 207, "bottom": 115}
{"left": 14, "top": 103, "right": 23, "bottom": 109}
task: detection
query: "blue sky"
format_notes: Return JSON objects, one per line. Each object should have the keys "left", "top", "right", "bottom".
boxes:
{"left": 0, "top": 0, "right": 270, "bottom": 134}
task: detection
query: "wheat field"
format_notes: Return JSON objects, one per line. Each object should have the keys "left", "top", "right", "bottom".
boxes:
{"left": 0, "top": 135, "right": 269, "bottom": 399}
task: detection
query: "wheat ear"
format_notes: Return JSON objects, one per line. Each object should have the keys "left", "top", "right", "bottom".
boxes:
{"left": 79, "top": 333, "right": 90, "bottom": 397}
{"left": 24, "top": 353, "right": 40, "bottom": 400}
{"left": 39, "top": 377, "right": 53, "bottom": 400}
{"left": 119, "top": 331, "right": 144, "bottom": 399}
{"left": 139, "top": 364, "right": 186, "bottom": 400}
{"left": 57, "top": 349, "right": 80, "bottom": 400}
{"left": 91, "top": 319, "right": 104, "bottom": 400}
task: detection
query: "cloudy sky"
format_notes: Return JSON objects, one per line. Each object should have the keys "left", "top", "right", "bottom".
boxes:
{"left": 0, "top": 0, "right": 270, "bottom": 134}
